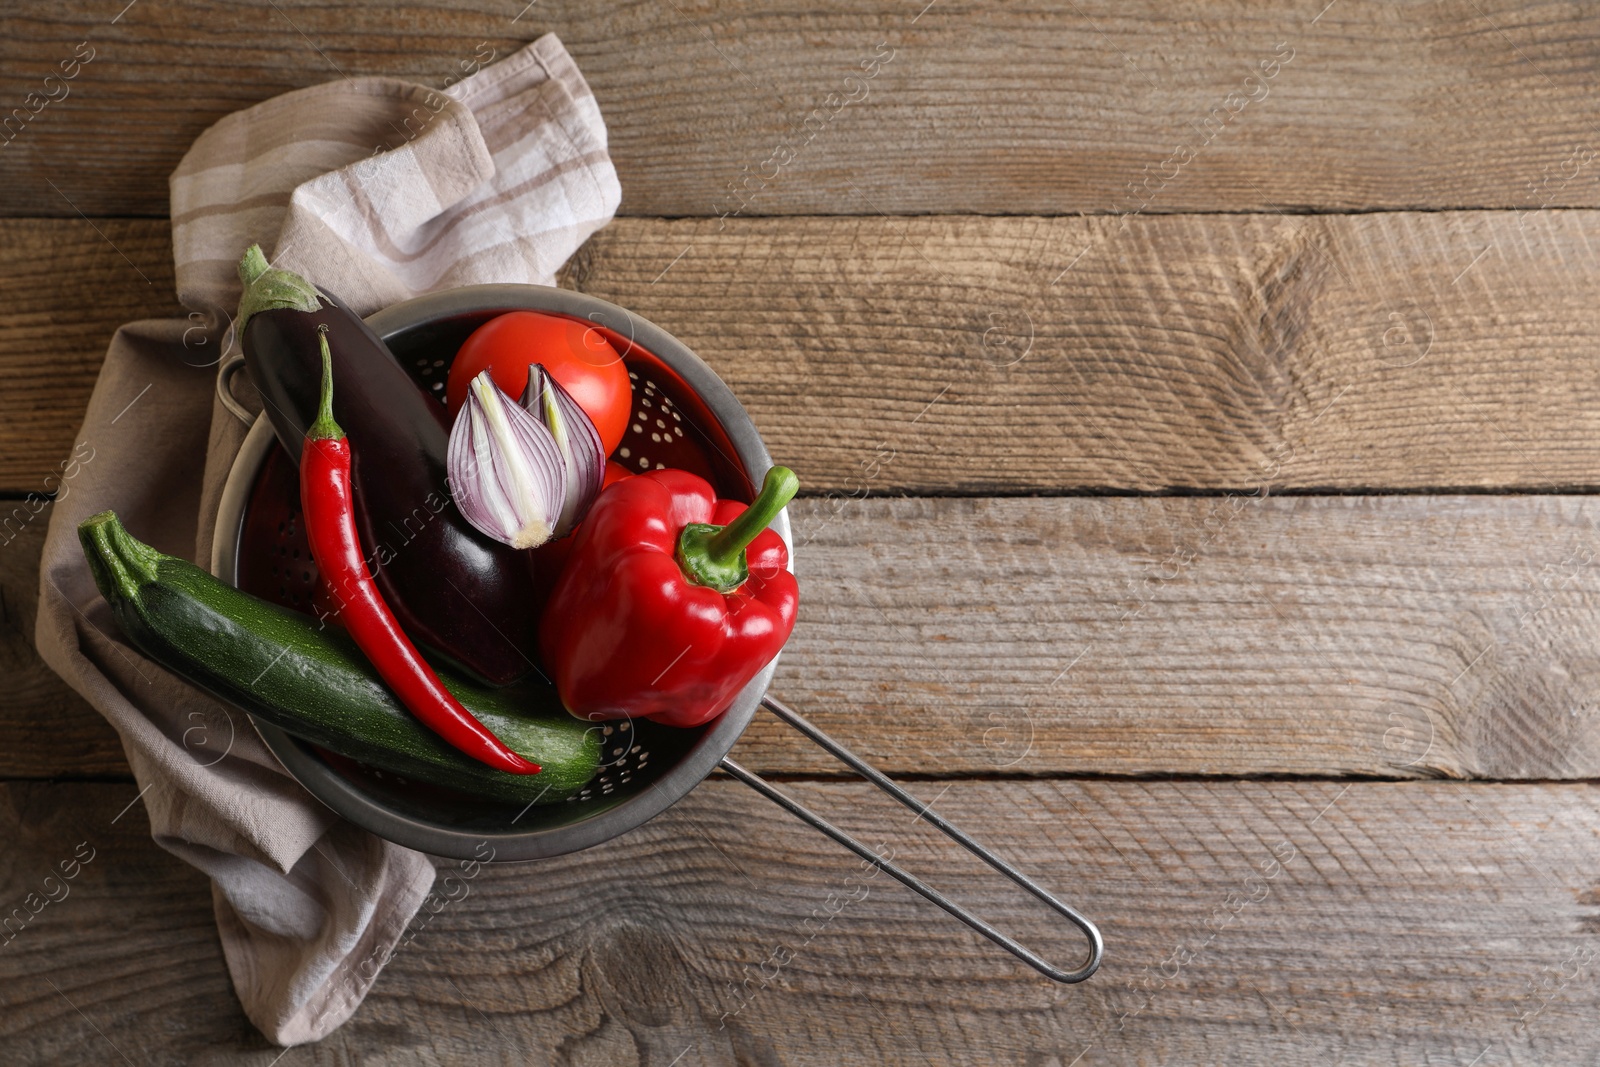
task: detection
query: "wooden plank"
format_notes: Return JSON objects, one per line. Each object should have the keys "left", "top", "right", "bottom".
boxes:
{"left": 12, "top": 493, "right": 1600, "bottom": 781}
{"left": 0, "top": 514, "right": 124, "bottom": 778}
{"left": 5, "top": 1, "right": 1600, "bottom": 217}
{"left": 759, "top": 493, "right": 1600, "bottom": 780}
{"left": 0, "top": 783, "right": 260, "bottom": 1059}
{"left": 4, "top": 778, "right": 1599, "bottom": 1064}
{"left": 573, "top": 211, "right": 1600, "bottom": 494}
{"left": 0, "top": 219, "right": 181, "bottom": 489}
{"left": 11, "top": 211, "right": 1600, "bottom": 492}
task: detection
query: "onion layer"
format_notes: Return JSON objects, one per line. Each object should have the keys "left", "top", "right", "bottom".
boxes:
{"left": 447, "top": 370, "right": 566, "bottom": 549}
{"left": 521, "top": 364, "right": 606, "bottom": 538}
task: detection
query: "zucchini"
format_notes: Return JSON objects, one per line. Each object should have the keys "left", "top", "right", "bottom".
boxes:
{"left": 79, "top": 511, "right": 599, "bottom": 803}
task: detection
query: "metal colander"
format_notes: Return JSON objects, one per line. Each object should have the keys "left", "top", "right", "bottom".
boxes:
{"left": 227, "top": 330, "right": 722, "bottom": 833}
{"left": 213, "top": 285, "right": 1102, "bottom": 983}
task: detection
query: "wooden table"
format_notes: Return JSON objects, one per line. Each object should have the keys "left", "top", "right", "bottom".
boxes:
{"left": 5, "top": 2, "right": 1600, "bottom": 1063}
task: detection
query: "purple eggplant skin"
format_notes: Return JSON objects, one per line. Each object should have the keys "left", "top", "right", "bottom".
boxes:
{"left": 239, "top": 280, "right": 538, "bottom": 686}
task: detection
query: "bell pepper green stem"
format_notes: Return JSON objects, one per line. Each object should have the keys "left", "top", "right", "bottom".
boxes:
{"left": 307, "top": 328, "right": 344, "bottom": 442}
{"left": 677, "top": 466, "right": 798, "bottom": 593}
{"left": 709, "top": 466, "right": 798, "bottom": 563}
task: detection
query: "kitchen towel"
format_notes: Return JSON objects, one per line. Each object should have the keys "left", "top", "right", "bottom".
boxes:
{"left": 34, "top": 33, "right": 620, "bottom": 1045}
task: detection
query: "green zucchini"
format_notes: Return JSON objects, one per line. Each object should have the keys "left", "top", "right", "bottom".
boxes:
{"left": 79, "top": 511, "right": 599, "bottom": 803}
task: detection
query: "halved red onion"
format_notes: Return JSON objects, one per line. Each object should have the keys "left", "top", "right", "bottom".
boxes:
{"left": 447, "top": 370, "right": 567, "bottom": 549}
{"left": 520, "top": 364, "right": 605, "bottom": 537}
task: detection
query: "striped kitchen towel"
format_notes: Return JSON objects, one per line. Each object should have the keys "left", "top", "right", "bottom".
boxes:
{"left": 35, "top": 33, "right": 618, "bottom": 1048}
{"left": 172, "top": 32, "right": 619, "bottom": 320}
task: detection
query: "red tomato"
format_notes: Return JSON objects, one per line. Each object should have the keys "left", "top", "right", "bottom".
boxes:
{"left": 446, "top": 311, "right": 633, "bottom": 455}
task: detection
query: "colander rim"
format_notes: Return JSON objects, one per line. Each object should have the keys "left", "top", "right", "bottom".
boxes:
{"left": 211, "top": 283, "right": 788, "bottom": 861}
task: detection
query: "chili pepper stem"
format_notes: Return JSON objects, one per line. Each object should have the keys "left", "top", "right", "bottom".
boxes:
{"left": 677, "top": 466, "right": 799, "bottom": 593}
{"left": 307, "top": 328, "right": 343, "bottom": 442}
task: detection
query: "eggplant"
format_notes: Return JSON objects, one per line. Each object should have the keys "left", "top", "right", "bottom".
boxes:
{"left": 235, "top": 245, "right": 537, "bottom": 685}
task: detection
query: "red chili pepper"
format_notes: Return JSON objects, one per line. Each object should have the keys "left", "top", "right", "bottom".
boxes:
{"left": 539, "top": 465, "right": 800, "bottom": 728}
{"left": 301, "top": 328, "right": 539, "bottom": 775}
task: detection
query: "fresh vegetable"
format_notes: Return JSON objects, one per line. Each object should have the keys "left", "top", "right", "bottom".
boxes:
{"left": 236, "top": 245, "right": 539, "bottom": 686}
{"left": 522, "top": 364, "right": 605, "bottom": 536}
{"left": 601, "top": 460, "right": 636, "bottom": 491}
{"left": 447, "top": 362, "right": 609, "bottom": 549}
{"left": 302, "top": 334, "right": 539, "bottom": 775}
{"left": 539, "top": 466, "right": 800, "bottom": 728}
{"left": 527, "top": 460, "right": 636, "bottom": 608}
{"left": 447, "top": 369, "right": 567, "bottom": 549}
{"left": 78, "top": 511, "right": 600, "bottom": 803}
{"left": 445, "top": 310, "right": 632, "bottom": 454}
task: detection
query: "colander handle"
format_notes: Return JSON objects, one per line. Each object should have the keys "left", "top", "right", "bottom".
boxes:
{"left": 717, "top": 695, "right": 1103, "bottom": 984}
{"left": 216, "top": 352, "right": 256, "bottom": 425}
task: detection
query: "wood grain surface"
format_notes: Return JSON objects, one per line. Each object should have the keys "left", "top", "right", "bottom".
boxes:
{"left": 3, "top": 779, "right": 1598, "bottom": 1065}
{"left": 12, "top": 492, "right": 1600, "bottom": 782}
{"left": 6, "top": 1, "right": 1600, "bottom": 217}
{"left": 0, "top": 218, "right": 180, "bottom": 490}
{"left": 759, "top": 493, "right": 1600, "bottom": 780}
{"left": 4, "top": 4, "right": 1597, "bottom": 1060}
{"left": 0, "top": 519, "right": 122, "bottom": 778}
{"left": 10, "top": 211, "right": 1600, "bottom": 492}
{"left": 571, "top": 211, "right": 1600, "bottom": 494}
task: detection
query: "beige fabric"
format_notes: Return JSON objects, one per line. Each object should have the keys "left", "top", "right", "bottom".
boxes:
{"left": 34, "top": 35, "right": 619, "bottom": 1046}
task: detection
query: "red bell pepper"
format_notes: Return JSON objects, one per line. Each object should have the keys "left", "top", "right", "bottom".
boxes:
{"left": 527, "top": 460, "right": 635, "bottom": 610}
{"left": 539, "top": 466, "right": 800, "bottom": 728}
